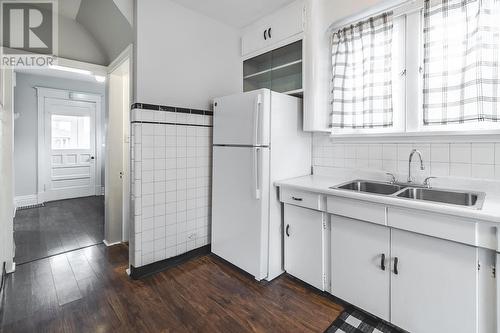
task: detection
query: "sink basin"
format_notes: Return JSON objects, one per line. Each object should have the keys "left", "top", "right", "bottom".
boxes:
{"left": 333, "top": 180, "right": 405, "bottom": 195}
{"left": 396, "top": 187, "right": 485, "bottom": 209}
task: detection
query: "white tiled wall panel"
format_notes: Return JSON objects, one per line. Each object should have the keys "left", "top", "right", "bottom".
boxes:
{"left": 130, "top": 108, "right": 212, "bottom": 267}
{"left": 313, "top": 133, "right": 500, "bottom": 182}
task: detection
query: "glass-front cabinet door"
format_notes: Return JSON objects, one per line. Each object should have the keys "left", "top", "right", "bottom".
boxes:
{"left": 243, "top": 40, "right": 302, "bottom": 96}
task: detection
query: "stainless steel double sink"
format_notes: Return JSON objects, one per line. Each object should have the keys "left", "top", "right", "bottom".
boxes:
{"left": 332, "top": 180, "right": 486, "bottom": 209}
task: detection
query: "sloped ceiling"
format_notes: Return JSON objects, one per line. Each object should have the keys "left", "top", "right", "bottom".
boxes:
{"left": 58, "top": 0, "right": 82, "bottom": 19}
{"left": 75, "top": 0, "right": 134, "bottom": 65}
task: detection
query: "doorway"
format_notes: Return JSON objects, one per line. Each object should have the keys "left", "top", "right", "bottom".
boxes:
{"left": 105, "top": 54, "right": 132, "bottom": 245}
{"left": 12, "top": 65, "right": 107, "bottom": 264}
{"left": 39, "top": 90, "right": 101, "bottom": 203}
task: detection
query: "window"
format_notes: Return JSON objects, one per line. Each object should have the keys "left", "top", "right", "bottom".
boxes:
{"left": 422, "top": 0, "right": 500, "bottom": 129}
{"left": 51, "top": 115, "right": 90, "bottom": 150}
{"left": 331, "top": 12, "right": 394, "bottom": 130}
{"left": 329, "top": 0, "right": 500, "bottom": 135}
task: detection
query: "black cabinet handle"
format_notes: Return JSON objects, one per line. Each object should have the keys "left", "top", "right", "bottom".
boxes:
{"left": 394, "top": 257, "right": 399, "bottom": 275}
{"left": 268, "top": 28, "right": 272, "bottom": 38}
{"left": 264, "top": 29, "right": 267, "bottom": 40}
{"left": 286, "top": 224, "right": 290, "bottom": 237}
{"left": 380, "top": 253, "right": 386, "bottom": 271}
{"left": 291, "top": 197, "right": 303, "bottom": 201}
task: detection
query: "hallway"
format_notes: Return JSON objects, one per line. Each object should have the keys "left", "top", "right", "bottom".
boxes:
{"left": 13, "top": 196, "right": 104, "bottom": 264}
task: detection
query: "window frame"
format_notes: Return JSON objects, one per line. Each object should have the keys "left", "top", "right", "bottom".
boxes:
{"left": 329, "top": 0, "right": 500, "bottom": 138}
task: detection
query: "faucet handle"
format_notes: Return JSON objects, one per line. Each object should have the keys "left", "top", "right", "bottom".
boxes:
{"left": 423, "top": 176, "right": 437, "bottom": 188}
{"left": 386, "top": 172, "right": 397, "bottom": 184}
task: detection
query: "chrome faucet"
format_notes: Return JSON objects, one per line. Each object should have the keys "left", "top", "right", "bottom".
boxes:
{"left": 408, "top": 149, "right": 425, "bottom": 183}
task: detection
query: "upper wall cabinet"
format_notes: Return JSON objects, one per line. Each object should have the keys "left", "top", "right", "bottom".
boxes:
{"left": 241, "top": 1, "right": 305, "bottom": 57}
{"left": 243, "top": 40, "right": 303, "bottom": 95}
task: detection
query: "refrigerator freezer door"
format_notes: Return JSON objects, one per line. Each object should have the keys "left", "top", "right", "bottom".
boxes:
{"left": 211, "top": 145, "right": 270, "bottom": 280}
{"left": 213, "top": 89, "right": 270, "bottom": 146}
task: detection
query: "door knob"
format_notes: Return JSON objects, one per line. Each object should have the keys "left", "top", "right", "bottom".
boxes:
{"left": 90, "top": 156, "right": 95, "bottom": 160}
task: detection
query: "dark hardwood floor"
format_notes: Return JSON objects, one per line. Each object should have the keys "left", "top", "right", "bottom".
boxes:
{"left": 13, "top": 196, "right": 104, "bottom": 264}
{"left": 0, "top": 244, "right": 343, "bottom": 332}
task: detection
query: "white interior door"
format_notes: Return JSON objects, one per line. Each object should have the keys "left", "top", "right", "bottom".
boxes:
{"left": 212, "top": 145, "right": 270, "bottom": 280}
{"left": 43, "top": 98, "right": 97, "bottom": 202}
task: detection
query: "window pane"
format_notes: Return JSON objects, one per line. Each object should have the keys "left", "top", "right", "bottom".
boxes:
{"left": 423, "top": 0, "right": 500, "bottom": 126}
{"left": 330, "top": 12, "right": 394, "bottom": 130}
{"left": 51, "top": 115, "right": 90, "bottom": 149}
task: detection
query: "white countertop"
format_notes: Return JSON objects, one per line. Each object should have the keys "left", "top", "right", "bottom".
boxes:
{"left": 275, "top": 171, "right": 500, "bottom": 224}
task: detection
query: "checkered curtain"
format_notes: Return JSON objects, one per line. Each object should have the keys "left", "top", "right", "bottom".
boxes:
{"left": 331, "top": 12, "right": 394, "bottom": 129}
{"left": 423, "top": 0, "right": 500, "bottom": 124}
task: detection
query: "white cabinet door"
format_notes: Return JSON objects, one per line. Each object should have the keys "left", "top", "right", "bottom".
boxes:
{"left": 241, "top": 24, "right": 268, "bottom": 58}
{"left": 331, "top": 215, "right": 391, "bottom": 321}
{"left": 266, "top": 1, "right": 304, "bottom": 48}
{"left": 391, "top": 230, "right": 478, "bottom": 333}
{"left": 284, "top": 204, "right": 326, "bottom": 290}
{"left": 241, "top": 1, "right": 304, "bottom": 57}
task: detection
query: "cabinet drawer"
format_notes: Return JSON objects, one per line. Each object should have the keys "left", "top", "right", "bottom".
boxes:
{"left": 280, "top": 188, "right": 324, "bottom": 210}
{"left": 327, "top": 196, "right": 386, "bottom": 226}
{"left": 387, "top": 207, "right": 476, "bottom": 246}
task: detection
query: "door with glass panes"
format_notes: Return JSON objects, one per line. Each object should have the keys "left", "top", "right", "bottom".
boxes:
{"left": 43, "top": 98, "right": 96, "bottom": 202}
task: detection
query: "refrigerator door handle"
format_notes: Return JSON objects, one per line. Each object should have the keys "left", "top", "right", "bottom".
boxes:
{"left": 253, "top": 147, "right": 261, "bottom": 200}
{"left": 254, "top": 94, "right": 262, "bottom": 146}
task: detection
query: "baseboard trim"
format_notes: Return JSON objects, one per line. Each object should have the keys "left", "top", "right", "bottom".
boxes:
{"left": 103, "top": 240, "right": 122, "bottom": 247}
{"left": 6, "top": 262, "right": 15, "bottom": 274}
{"left": 14, "top": 194, "right": 40, "bottom": 209}
{"left": 129, "top": 245, "right": 211, "bottom": 280}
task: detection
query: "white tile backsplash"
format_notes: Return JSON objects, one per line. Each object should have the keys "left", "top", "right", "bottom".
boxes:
{"left": 130, "top": 108, "right": 212, "bottom": 268}
{"left": 450, "top": 143, "right": 471, "bottom": 164}
{"left": 312, "top": 133, "right": 500, "bottom": 182}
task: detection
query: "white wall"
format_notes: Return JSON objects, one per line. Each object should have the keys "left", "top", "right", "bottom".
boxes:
{"left": 135, "top": 0, "right": 242, "bottom": 109}
{"left": 13, "top": 72, "right": 105, "bottom": 197}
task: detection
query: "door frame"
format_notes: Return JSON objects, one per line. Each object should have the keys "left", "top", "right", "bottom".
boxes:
{"left": 105, "top": 44, "right": 133, "bottom": 244}
{"left": 36, "top": 87, "right": 102, "bottom": 203}
{"left": 0, "top": 67, "right": 16, "bottom": 273}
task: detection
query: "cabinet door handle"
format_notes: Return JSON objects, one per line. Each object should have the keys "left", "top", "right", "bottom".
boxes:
{"left": 291, "top": 197, "right": 303, "bottom": 201}
{"left": 380, "top": 253, "right": 386, "bottom": 271}
{"left": 268, "top": 27, "right": 272, "bottom": 38}
{"left": 264, "top": 29, "right": 267, "bottom": 40}
{"left": 394, "top": 257, "right": 399, "bottom": 275}
{"left": 286, "top": 224, "right": 290, "bottom": 237}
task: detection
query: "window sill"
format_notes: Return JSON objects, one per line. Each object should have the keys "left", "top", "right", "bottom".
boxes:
{"left": 328, "top": 129, "right": 500, "bottom": 142}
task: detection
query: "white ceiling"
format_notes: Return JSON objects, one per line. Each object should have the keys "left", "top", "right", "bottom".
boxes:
{"left": 170, "top": 0, "right": 296, "bottom": 28}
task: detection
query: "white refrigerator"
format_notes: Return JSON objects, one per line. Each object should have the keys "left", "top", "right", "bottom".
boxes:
{"left": 211, "top": 89, "right": 311, "bottom": 281}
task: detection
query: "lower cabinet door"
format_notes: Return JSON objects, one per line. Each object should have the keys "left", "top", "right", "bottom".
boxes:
{"left": 391, "top": 229, "right": 478, "bottom": 333}
{"left": 331, "top": 215, "right": 391, "bottom": 321}
{"left": 284, "top": 204, "right": 325, "bottom": 290}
